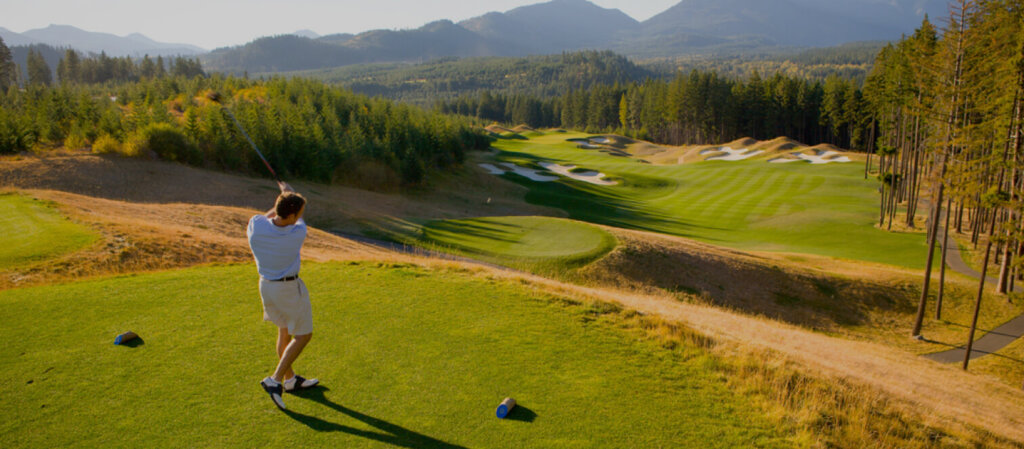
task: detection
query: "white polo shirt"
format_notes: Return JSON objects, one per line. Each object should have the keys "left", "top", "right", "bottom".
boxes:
{"left": 247, "top": 214, "right": 307, "bottom": 280}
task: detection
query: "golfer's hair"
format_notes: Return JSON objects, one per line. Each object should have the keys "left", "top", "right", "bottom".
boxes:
{"left": 275, "top": 192, "right": 306, "bottom": 219}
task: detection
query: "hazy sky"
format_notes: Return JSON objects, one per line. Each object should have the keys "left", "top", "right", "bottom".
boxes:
{"left": 4, "top": 0, "right": 680, "bottom": 49}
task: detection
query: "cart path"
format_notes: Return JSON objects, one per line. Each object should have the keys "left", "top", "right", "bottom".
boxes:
{"left": 923, "top": 211, "right": 1023, "bottom": 363}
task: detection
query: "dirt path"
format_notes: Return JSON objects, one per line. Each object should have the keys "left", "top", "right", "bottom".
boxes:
{"left": 924, "top": 211, "right": 1024, "bottom": 363}
{"left": 494, "top": 272, "right": 1024, "bottom": 443}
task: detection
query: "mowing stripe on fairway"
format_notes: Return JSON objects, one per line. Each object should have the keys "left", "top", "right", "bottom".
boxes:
{"left": 489, "top": 133, "right": 931, "bottom": 268}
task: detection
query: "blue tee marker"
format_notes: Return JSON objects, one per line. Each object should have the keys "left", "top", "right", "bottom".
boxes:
{"left": 114, "top": 331, "right": 138, "bottom": 345}
{"left": 496, "top": 397, "right": 516, "bottom": 419}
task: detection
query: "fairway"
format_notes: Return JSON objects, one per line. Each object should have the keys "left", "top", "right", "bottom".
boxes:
{"left": 490, "top": 132, "right": 930, "bottom": 268}
{"left": 0, "top": 193, "right": 99, "bottom": 269}
{"left": 420, "top": 216, "right": 616, "bottom": 268}
{"left": 0, "top": 263, "right": 786, "bottom": 448}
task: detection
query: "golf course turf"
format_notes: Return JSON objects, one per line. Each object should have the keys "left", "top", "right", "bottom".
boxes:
{"left": 0, "top": 262, "right": 787, "bottom": 448}
{"left": 0, "top": 193, "right": 99, "bottom": 270}
{"left": 487, "top": 132, "right": 930, "bottom": 268}
{"left": 419, "top": 216, "right": 617, "bottom": 269}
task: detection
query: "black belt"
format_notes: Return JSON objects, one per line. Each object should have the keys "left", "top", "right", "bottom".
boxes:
{"left": 268, "top": 275, "right": 299, "bottom": 282}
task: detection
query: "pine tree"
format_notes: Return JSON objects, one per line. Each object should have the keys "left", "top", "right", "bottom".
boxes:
{"left": 0, "top": 37, "right": 15, "bottom": 91}
{"left": 26, "top": 49, "right": 52, "bottom": 86}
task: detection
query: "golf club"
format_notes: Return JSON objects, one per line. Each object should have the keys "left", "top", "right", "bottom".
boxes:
{"left": 206, "top": 91, "right": 283, "bottom": 186}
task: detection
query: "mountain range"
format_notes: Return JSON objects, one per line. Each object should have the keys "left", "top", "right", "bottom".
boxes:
{"left": 0, "top": 25, "right": 205, "bottom": 57}
{"left": 3, "top": 0, "right": 950, "bottom": 72}
{"left": 203, "top": 0, "right": 949, "bottom": 73}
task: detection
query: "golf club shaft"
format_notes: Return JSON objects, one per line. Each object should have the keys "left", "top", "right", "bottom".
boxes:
{"left": 222, "top": 107, "right": 281, "bottom": 184}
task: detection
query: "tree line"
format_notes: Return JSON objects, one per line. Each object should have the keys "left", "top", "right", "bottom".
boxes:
{"left": 437, "top": 70, "right": 869, "bottom": 150}
{"left": 857, "top": 1, "right": 1022, "bottom": 369}
{"left": 0, "top": 38, "right": 206, "bottom": 88}
{"left": 0, "top": 65, "right": 489, "bottom": 186}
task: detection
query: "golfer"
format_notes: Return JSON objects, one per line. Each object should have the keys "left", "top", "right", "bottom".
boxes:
{"left": 248, "top": 182, "right": 319, "bottom": 410}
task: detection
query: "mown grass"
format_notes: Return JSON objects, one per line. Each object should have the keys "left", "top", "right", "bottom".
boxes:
{"left": 0, "top": 262, "right": 786, "bottom": 448}
{"left": 488, "top": 132, "right": 931, "bottom": 268}
{"left": 0, "top": 193, "right": 99, "bottom": 270}
{"left": 370, "top": 216, "right": 617, "bottom": 275}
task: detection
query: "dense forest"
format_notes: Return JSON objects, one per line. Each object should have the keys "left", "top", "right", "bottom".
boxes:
{"left": 856, "top": 1, "right": 1022, "bottom": 361}
{"left": 438, "top": 70, "right": 868, "bottom": 150}
{"left": 0, "top": 38, "right": 489, "bottom": 187}
{"left": 281, "top": 45, "right": 878, "bottom": 109}
{"left": 284, "top": 51, "right": 654, "bottom": 107}
{"left": 6, "top": 43, "right": 205, "bottom": 87}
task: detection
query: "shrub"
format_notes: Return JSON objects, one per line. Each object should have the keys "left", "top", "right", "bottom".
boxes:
{"left": 126, "top": 123, "right": 200, "bottom": 164}
{"left": 91, "top": 135, "right": 123, "bottom": 155}
{"left": 63, "top": 130, "right": 90, "bottom": 150}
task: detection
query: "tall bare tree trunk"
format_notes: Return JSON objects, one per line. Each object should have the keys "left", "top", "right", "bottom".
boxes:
{"left": 937, "top": 198, "right": 953, "bottom": 319}
{"left": 963, "top": 236, "right": 993, "bottom": 370}
{"left": 997, "top": 90, "right": 1021, "bottom": 293}
{"left": 912, "top": 1, "right": 969, "bottom": 337}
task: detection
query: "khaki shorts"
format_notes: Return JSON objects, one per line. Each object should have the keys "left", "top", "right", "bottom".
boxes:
{"left": 259, "top": 277, "right": 313, "bottom": 336}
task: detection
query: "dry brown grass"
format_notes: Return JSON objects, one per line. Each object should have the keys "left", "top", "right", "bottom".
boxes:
{"left": 0, "top": 151, "right": 559, "bottom": 235}
{"left": 509, "top": 124, "right": 537, "bottom": 133}
{"left": 0, "top": 188, "right": 390, "bottom": 290}
{"left": 484, "top": 124, "right": 515, "bottom": 134}
{"left": 578, "top": 227, "right": 917, "bottom": 332}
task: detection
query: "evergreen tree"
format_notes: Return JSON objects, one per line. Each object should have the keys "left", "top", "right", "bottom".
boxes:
{"left": 0, "top": 37, "right": 15, "bottom": 91}
{"left": 26, "top": 49, "right": 52, "bottom": 86}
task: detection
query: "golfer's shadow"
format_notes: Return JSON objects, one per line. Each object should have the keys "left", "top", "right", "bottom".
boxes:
{"left": 285, "top": 387, "right": 468, "bottom": 449}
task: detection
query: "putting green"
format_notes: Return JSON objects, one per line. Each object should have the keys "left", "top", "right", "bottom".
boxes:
{"left": 420, "top": 216, "right": 616, "bottom": 267}
{"left": 490, "top": 132, "right": 931, "bottom": 268}
{"left": 0, "top": 263, "right": 788, "bottom": 448}
{"left": 0, "top": 194, "right": 99, "bottom": 270}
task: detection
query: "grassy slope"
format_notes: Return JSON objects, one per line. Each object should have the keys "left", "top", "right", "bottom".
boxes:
{"left": 379, "top": 216, "right": 617, "bottom": 273}
{"left": 0, "top": 193, "right": 98, "bottom": 270}
{"left": 0, "top": 263, "right": 785, "bottom": 448}
{"left": 489, "top": 132, "right": 930, "bottom": 268}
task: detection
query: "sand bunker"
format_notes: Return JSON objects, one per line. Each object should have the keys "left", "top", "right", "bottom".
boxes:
{"left": 478, "top": 163, "right": 507, "bottom": 175}
{"left": 479, "top": 162, "right": 616, "bottom": 185}
{"left": 499, "top": 163, "right": 559, "bottom": 182}
{"left": 769, "top": 150, "right": 852, "bottom": 164}
{"left": 701, "top": 147, "right": 764, "bottom": 161}
{"left": 538, "top": 162, "right": 617, "bottom": 186}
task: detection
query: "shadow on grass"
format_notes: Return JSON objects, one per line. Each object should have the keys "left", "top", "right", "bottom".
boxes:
{"left": 424, "top": 219, "right": 524, "bottom": 245}
{"left": 285, "top": 387, "right": 468, "bottom": 449}
{"left": 494, "top": 150, "right": 719, "bottom": 240}
{"left": 117, "top": 337, "right": 145, "bottom": 348}
{"left": 504, "top": 405, "right": 537, "bottom": 423}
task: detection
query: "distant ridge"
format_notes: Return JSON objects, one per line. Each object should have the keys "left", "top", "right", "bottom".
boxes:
{"left": 202, "top": 0, "right": 947, "bottom": 74}
{"left": 4, "top": 24, "right": 205, "bottom": 57}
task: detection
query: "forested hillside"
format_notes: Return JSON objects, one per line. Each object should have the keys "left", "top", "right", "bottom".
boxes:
{"left": 281, "top": 44, "right": 878, "bottom": 111}
{"left": 0, "top": 44, "right": 489, "bottom": 187}
{"left": 285, "top": 51, "right": 654, "bottom": 107}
